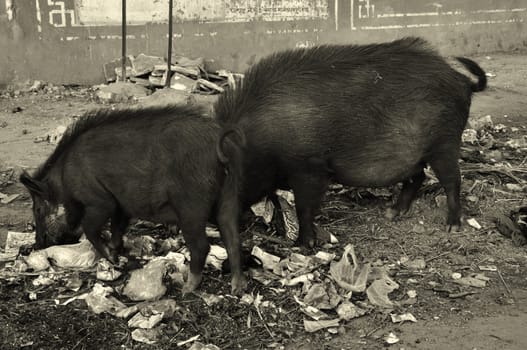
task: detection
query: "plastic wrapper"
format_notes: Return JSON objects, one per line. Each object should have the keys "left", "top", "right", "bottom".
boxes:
{"left": 329, "top": 244, "right": 371, "bottom": 292}
{"left": 123, "top": 260, "right": 167, "bottom": 301}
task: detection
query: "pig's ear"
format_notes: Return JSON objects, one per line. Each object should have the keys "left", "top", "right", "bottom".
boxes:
{"left": 19, "top": 171, "right": 45, "bottom": 196}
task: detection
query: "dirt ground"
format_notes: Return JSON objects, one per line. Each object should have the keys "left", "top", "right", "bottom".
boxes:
{"left": 0, "top": 52, "right": 526, "bottom": 350}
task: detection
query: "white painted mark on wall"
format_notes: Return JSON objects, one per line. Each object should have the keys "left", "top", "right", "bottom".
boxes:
{"left": 48, "top": 0, "right": 75, "bottom": 27}
{"left": 334, "top": 0, "right": 338, "bottom": 31}
{"left": 35, "top": 0, "right": 42, "bottom": 32}
{"left": 6, "top": 0, "right": 13, "bottom": 20}
{"left": 358, "top": 0, "right": 375, "bottom": 19}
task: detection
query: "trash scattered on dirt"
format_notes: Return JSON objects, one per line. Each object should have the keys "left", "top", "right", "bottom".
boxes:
{"left": 0, "top": 193, "right": 20, "bottom": 204}
{"left": 469, "top": 114, "right": 493, "bottom": 130}
{"left": 100, "top": 53, "right": 240, "bottom": 106}
{"left": 494, "top": 207, "right": 527, "bottom": 246}
{"left": 391, "top": 313, "right": 417, "bottom": 323}
{"left": 453, "top": 273, "right": 489, "bottom": 288}
{"left": 467, "top": 218, "right": 482, "bottom": 230}
{"left": 131, "top": 328, "right": 163, "bottom": 345}
{"left": 84, "top": 283, "right": 127, "bottom": 316}
{"left": 34, "top": 125, "right": 67, "bottom": 144}
{"left": 0, "top": 231, "right": 35, "bottom": 261}
{"left": 330, "top": 244, "right": 370, "bottom": 292}
{"left": 384, "top": 332, "right": 400, "bottom": 344}
{"left": 401, "top": 257, "right": 426, "bottom": 270}
{"left": 366, "top": 275, "right": 399, "bottom": 309}
{"left": 304, "top": 318, "right": 340, "bottom": 333}
{"left": 188, "top": 341, "right": 221, "bottom": 350}
{"left": 95, "top": 82, "right": 150, "bottom": 103}
{"left": 96, "top": 259, "right": 122, "bottom": 281}
{"left": 123, "top": 259, "right": 168, "bottom": 301}
{"left": 252, "top": 246, "right": 281, "bottom": 271}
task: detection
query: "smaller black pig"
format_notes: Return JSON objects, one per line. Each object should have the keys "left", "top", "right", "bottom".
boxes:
{"left": 20, "top": 105, "right": 245, "bottom": 294}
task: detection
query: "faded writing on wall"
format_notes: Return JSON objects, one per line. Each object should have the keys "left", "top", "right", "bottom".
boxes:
{"left": 39, "top": 0, "right": 329, "bottom": 27}
{"left": 346, "top": 0, "right": 525, "bottom": 30}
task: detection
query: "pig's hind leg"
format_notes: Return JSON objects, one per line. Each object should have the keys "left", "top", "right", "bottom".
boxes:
{"left": 288, "top": 164, "right": 330, "bottom": 248}
{"left": 429, "top": 151, "right": 462, "bottom": 231}
{"left": 386, "top": 166, "right": 426, "bottom": 220}
{"left": 177, "top": 212, "right": 210, "bottom": 294}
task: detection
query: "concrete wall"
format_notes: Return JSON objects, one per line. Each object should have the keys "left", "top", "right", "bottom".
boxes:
{"left": 1, "top": 0, "right": 526, "bottom": 86}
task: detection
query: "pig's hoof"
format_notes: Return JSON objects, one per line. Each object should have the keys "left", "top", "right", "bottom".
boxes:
{"left": 447, "top": 224, "right": 462, "bottom": 233}
{"left": 313, "top": 225, "right": 331, "bottom": 244}
{"left": 385, "top": 208, "right": 400, "bottom": 221}
{"left": 231, "top": 274, "right": 247, "bottom": 296}
{"left": 182, "top": 272, "right": 202, "bottom": 295}
{"left": 295, "top": 236, "right": 315, "bottom": 248}
{"left": 100, "top": 245, "right": 119, "bottom": 264}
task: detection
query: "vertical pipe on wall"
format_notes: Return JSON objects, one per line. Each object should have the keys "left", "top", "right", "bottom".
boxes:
{"left": 166, "top": 0, "right": 173, "bottom": 88}
{"left": 121, "top": 0, "right": 127, "bottom": 82}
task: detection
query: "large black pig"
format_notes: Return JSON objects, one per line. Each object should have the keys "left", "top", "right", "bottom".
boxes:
{"left": 215, "top": 37, "right": 487, "bottom": 248}
{"left": 20, "top": 105, "right": 245, "bottom": 294}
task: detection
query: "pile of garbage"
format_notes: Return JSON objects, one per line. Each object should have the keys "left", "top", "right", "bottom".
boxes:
{"left": 96, "top": 53, "right": 242, "bottom": 104}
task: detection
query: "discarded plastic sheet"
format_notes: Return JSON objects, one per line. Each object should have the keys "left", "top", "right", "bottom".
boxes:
{"left": 336, "top": 301, "right": 367, "bottom": 321}
{"left": 96, "top": 259, "right": 122, "bottom": 281}
{"left": 384, "top": 332, "right": 400, "bottom": 344}
{"left": 366, "top": 277, "right": 399, "bottom": 309}
{"left": 251, "top": 246, "right": 281, "bottom": 271}
{"left": 44, "top": 239, "right": 99, "bottom": 268}
{"left": 391, "top": 313, "right": 417, "bottom": 323}
{"left": 84, "top": 283, "right": 126, "bottom": 316}
{"left": 206, "top": 245, "right": 228, "bottom": 270}
{"left": 116, "top": 299, "right": 178, "bottom": 319}
{"left": 24, "top": 250, "right": 50, "bottom": 271}
{"left": 276, "top": 253, "right": 316, "bottom": 277}
{"left": 303, "top": 318, "right": 340, "bottom": 333}
{"left": 304, "top": 282, "right": 341, "bottom": 310}
{"left": 123, "top": 259, "right": 167, "bottom": 301}
{"left": 330, "top": 244, "right": 371, "bottom": 292}
{"left": 131, "top": 328, "right": 163, "bottom": 344}
{"left": 128, "top": 312, "right": 164, "bottom": 329}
